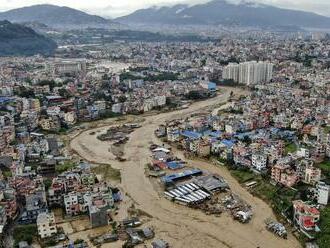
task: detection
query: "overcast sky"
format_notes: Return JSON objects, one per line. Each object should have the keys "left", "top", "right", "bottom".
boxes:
{"left": 0, "top": 0, "right": 329, "bottom": 18}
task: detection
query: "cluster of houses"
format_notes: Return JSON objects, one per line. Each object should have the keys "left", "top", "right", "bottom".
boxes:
{"left": 0, "top": 160, "right": 121, "bottom": 242}
{"left": 156, "top": 81, "right": 329, "bottom": 238}
{"left": 0, "top": 52, "right": 218, "bottom": 135}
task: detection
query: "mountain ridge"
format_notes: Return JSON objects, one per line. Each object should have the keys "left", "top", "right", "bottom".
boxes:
{"left": 115, "top": 0, "right": 330, "bottom": 29}
{"left": 0, "top": 20, "right": 57, "bottom": 56}
{"left": 0, "top": 4, "right": 115, "bottom": 29}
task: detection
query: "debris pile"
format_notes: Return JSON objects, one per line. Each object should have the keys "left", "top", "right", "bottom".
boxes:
{"left": 221, "top": 194, "right": 253, "bottom": 223}
{"left": 152, "top": 239, "right": 170, "bottom": 248}
{"left": 149, "top": 144, "right": 252, "bottom": 223}
{"left": 97, "top": 124, "right": 140, "bottom": 144}
{"left": 265, "top": 219, "right": 287, "bottom": 239}
{"left": 90, "top": 217, "right": 161, "bottom": 248}
{"left": 91, "top": 233, "right": 119, "bottom": 246}
{"left": 125, "top": 227, "right": 155, "bottom": 247}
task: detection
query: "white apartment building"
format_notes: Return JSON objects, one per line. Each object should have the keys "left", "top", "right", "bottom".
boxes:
{"left": 316, "top": 181, "right": 330, "bottom": 205}
{"left": 37, "top": 212, "right": 57, "bottom": 239}
{"left": 223, "top": 63, "right": 239, "bottom": 82}
{"left": 223, "top": 61, "right": 273, "bottom": 85}
{"left": 53, "top": 59, "right": 86, "bottom": 75}
{"left": 0, "top": 205, "right": 7, "bottom": 235}
{"left": 252, "top": 153, "right": 267, "bottom": 171}
{"left": 64, "top": 192, "right": 79, "bottom": 216}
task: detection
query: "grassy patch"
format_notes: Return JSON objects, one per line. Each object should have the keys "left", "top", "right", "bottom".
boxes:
{"left": 324, "top": 126, "right": 330, "bottom": 134}
{"left": 55, "top": 161, "right": 76, "bottom": 174}
{"left": 44, "top": 178, "right": 52, "bottom": 190}
{"left": 230, "top": 169, "right": 255, "bottom": 183}
{"left": 92, "top": 163, "right": 121, "bottom": 182}
{"left": 285, "top": 142, "right": 298, "bottom": 154}
{"left": 316, "top": 206, "right": 330, "bottom": 248}
{"left": 221, "top": 160, "right": 297, "bottom": 215}
{"left": 251, "top": 179, "right": 278, "bottom": 201}
{"left": 317, "top": 159, "right": 330, "bottom": 178}
{"left": 13, "top": 224, "right": 37, "bottom": 247}
{"left": 2, "top": 170, "right": 12, "bottom": 179}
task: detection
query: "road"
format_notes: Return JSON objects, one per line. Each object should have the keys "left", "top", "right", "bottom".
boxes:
{"left": 70, "top": 88, "right": 301, "bottom": 248}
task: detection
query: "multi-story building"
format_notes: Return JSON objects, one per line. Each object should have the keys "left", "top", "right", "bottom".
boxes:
{"left": 271, "top": 163, "right": 299, "bottom": 187}
{"left": 19, "top": 191, "right": 48, "bottom": 224}
{"left": 37, "top": 212, "right": 57, "bottom": 239}
{"left": 196, "top": 140, "right": 211, "bottom": 157}
{"left": 64, "top": 192, "right": 80, "bottom": 216}
{"left": 167, "top": 129, "right": 180, "bottom": 142}
{"left": 222, "top": 61, "right": 273, "bottom": 85}
{"left": 47, "top": 180, "right": 66, "bottom": 207}
{"left": 251, "top": 153, "right": 267, "bottom": 171}
{"left": 316, "top": 181, "right": 330, "bottom": 205}
{"left": 293, "top": 200, "right": 320, "bottom": 237}
{"left": 304, "top": 165, "right": 321, "bottom": 185}
{"left": 53, "top": 59, "right": 86, "bottom": 75}
{"left": 0, "top": 205, "right": 7, "bottom": 234}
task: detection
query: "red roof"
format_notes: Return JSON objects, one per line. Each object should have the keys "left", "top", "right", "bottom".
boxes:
{"left": 302, "top": 216, "right": 315, "bottom": 228}
{"left": 309, "top": 207, "right": 320, "bottom": 215}
{"left": 152, "top": 160, "right": 167, "bottom": 169}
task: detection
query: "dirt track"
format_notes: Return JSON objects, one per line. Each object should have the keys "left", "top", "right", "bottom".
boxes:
{"left": 70, "top": 88, "right": 301, "bottom": 248}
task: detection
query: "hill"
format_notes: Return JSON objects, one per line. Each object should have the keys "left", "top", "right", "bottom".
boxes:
{"left": 0, "top": 4, "right": 114, "bottom": 29}
{"left": 116, "top": 0, "right": 330, "bottom": 29}
{"left": 0, "top": 20, "right": 57, "bottom": 56}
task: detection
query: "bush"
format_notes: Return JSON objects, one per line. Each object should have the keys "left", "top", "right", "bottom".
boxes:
{"left": 13, "top": 225, "right": 37, "bottom": 247}
{"left": 316, "top": 207, "right": 330, "bottom": 248}
{"left": 74, "top": 239, "right": 85, "bottom": 245}
{"left": 56, "top": 161, "right": 76, "bottom": 174}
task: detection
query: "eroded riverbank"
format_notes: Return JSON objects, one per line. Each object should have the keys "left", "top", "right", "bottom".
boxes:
{"left": 70, "top": 88, "right": 301, "bottom": 248}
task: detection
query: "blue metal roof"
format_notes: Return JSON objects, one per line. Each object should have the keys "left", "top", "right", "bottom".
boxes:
{"left": 0, "top": 97, "right": 13, "bottom": 104}
{"left": 208, "top": 82, "right": 216, "bottom": 89}
{"left": 161, "top": 169, "right": 202, "bottom": 184}
{"left": 180, "top": 130, "right": 202, "bottom": 140}
{"left": 221, "top": 139, "right": 235, "bottom": 148}
{"left": 204, "top": 130, "right": 222, "bottom": 138}
{"left": 234, "top": 131, "right": 254, "bottom": 139}
{"left": 166, "top": 161, "right": 184, "bottom": 170}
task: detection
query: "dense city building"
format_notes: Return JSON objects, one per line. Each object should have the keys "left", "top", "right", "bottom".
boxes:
{"left": 223, "top": 61, "right": 273, "bottom": 85}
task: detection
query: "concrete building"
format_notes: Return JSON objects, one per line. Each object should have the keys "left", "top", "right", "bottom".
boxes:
{"left": 89, "top": 204, "right": 111, "bottom": 228}
{"left": 0, "top": 205, "right": 7, "bottom": 234}
{"left": 200, "top": 81, "right": 217, "bottom": 92}
{"left": 64, "top": 192, "right": 79, "bottom": 216}
{"left": 251, "top": 153, "right": 267, "bottom": 171}
{"left": 304, "top": 165, "right": 321, "bottom": 185}
{"left": 37, "top": 212, "right": 57, "bottom": 239}
{"left": 196, "top": 140, "right": 211, "bottom": 157}
{"left": 223, "top": 63, "right": 239, "bottom": 82}
{"left": 223, "top": 61, "right": 273, "bottom": 85}
{"left": 53, "top": 59, "right": 86, "bottom": 75}
{"left": 19, "top": 191, "right": 48, "bottom": 224}
{"left": 293, "top": 200, "right": 320, "bottom": 237}
{"left": 316, "top": 181, "right": 330, "bottom": 205}
{"left": 271, "top": 163, "right": 299, "bottom": 187}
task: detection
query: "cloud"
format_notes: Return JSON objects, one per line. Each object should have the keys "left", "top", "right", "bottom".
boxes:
{"left": 0, "top": 0, "right": 329, "bottom": 17}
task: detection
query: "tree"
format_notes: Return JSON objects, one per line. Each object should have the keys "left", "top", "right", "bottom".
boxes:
{"left": 58, "top": 88, "right": 71, "bottom": 98}
{"left": 317, "top": 207, "right": 330, "bottom": 248}
{"left": 16, "top": 86, "right": 35, "bottom": 98}
{"left": 44, "top": 178, "right": 52, "bottom": 191}
{"left": 13, "top": 225, "right": 37, "bottom": 246}
{"left": 118, "top": 95, "right": 127, "bottom": 103}
{"left": 38, "top": 79, "right": 56, "bottom": 90}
